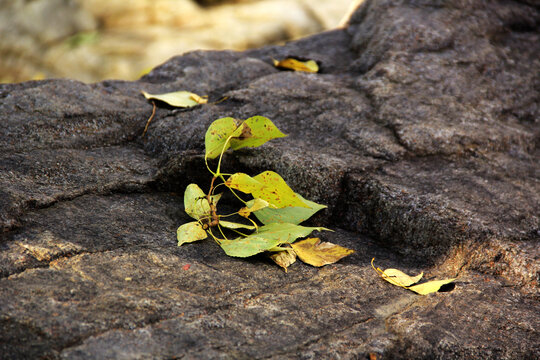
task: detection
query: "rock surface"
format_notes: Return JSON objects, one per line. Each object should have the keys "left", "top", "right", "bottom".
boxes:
{"left": 0, "top": 0, "right": 353, "bottom": 83}
{"left": 1, "top": 0, "right": 539, "bottom": 359}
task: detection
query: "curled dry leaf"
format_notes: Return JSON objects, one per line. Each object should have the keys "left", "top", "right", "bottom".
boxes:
{"left": 141, "top": 90, "right": 207, "bottom": 107}
{"left": 269, "top": 248, "right": 297, "bottom": 272}
{"left": 371, "top": 258, "right": 456, "bottom": 295}
{"left": 407, "top": 279, "right": 457, "bottom": 295}
{"left": 291, "top": 238, "right": 354, "bottom": 267}
{"left": 273, "top": 58, "right": 319, "bottom": 73}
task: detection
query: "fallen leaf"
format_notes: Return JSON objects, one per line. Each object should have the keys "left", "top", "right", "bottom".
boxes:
{"left": 269, "top": 248, "right": 297, "bottom": 272}
{"left": 407, "top": 278, "right": 456, "bottom": 295}
{"left": 371, "top": 258, "right": 456, "bottom": 295}
{"left": 291, "top": 238, "right": 354, "bottom": 267}
{"left": 182, "top": 264, "right": 191, "bottom": 271}
{"left": 379, "top": 268, "right": 423, "bottom": 287}
{"left": 273, "top": 58, "right": 319, "bottom": 73}
{"left": 177, "top": 222, "right": 208, "bottom": 246}
{"left": 141, "top": 90, "right": 207, "bottom": 107}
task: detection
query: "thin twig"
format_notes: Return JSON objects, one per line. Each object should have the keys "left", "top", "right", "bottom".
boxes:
{"left": 142, "top": 101, "right": 156, "bottom": 137}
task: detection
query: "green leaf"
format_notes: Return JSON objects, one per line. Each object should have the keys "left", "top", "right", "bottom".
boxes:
{"left": 205, "top": 117, "right": 239, "bottom": 160}
{"left": 255, "top": 223, "right": 329, "bottom": 244}
{"left": 184, "top": 184, "right": 209, "bottom": 220}
{"left": 142, "top": 90, "right": 207, "bottom": 107}
{"left": 229, "top": 116, "right": 286, "bottom": 150}
{"left": 253, "top": 171, "right": 309, "bottom": 208}
{"left": 407, "top": 278, "right": 456, "bottom": 295}
{"left": 177, "top": 222, "right": 208, "bottom": 246}
{"left": 219, "top": 221, "right": 256, "bottom": 230}
{"left": 220, "top": 236, "right": 281, "bottom": 257}
{"left": 251, "top": 193, "right": 326, "bottom": 225}
{"left": 226, "top": 171, "right": 308, "bottom": 208}
{"left": 219, "top": 223, "right": 328, "bottom": 257}
{"left": 291, "top": 238, "right": 354, "bottom": 267}
{"left": 184, "top": 184, "right": 220, "bottom": 221}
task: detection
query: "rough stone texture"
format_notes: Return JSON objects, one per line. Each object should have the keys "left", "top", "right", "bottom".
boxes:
{"left": 1, "top": 0, "right": 539, "bottom": 359}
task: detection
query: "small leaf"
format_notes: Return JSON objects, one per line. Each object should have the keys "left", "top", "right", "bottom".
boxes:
{"left": 252, "top": 193, "right": 326, "bottom": 225}
{"left": 141, "top": 90, "right": 207, "bottom": 107}
{"left": 184, "top": 184, "right": 210, "bottom": 220}
{"left": 220, "top": 236, "right": 281, "bottom": 257}
{"left": 291, "top": 238, "right": 354, "bottom": 267}
{"left": 239, "top": 198, "right": 271, "bottom": 218}
{"left": 177, "top": 222, "right": 208, "bottom": 246}
{"left": 379, "top": 268, "right": 424, "bottom": 288}
{"left": 407, "top": 278, "right": 456, "bottom": 295}
{"left": 219, "top": 221, "right": 256, "bottom": 230}
{"left": 205, "top": 117, "right": 239, "bottom": 159}
{"left": 229, "top": 116, "right": 287, "bottom": 151}
{"left": 273, "top": 58, "right": 319, "bottom": 73}
{"left": 371, "top": 258, "right": 456, "bottom": 295}
{"left": 269, "top": 248, "right": 297, "bottom": 272}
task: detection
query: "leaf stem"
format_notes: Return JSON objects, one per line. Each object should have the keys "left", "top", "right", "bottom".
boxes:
{"left": 142, "top": 101, "right": 157, "bottom": 137}
{"left": 216, "top": 133, "right": 235, "bottom": 176}
{"left": 216, "top": 224, "right": 229, "bottom": 241}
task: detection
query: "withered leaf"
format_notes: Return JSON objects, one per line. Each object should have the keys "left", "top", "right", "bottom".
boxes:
{"left": 291, "top": 238, "right": 354, "bottom": 267}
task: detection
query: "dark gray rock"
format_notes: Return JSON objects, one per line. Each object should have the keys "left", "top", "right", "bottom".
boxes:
{"left": 1, "top": 0, "right": 538, "bottom": 359}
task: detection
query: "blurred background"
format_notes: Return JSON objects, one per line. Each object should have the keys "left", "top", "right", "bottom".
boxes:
{"left": 0, "top": 0, "right": 358, "bottom": 83}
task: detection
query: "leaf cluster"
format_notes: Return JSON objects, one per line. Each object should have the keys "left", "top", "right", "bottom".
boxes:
{"left": 140, "top": 60, "right": 457, "bottom": 289}
{"left": 176, "top": 115, "right": 353, "bottom": 271}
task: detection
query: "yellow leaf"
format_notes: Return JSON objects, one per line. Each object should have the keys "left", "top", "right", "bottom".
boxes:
{"left": 407, "top": 278, "right": 456, "bottom": 295}
{"left": 371, "top": 258, "right": 456, "bottom": 295}
{"left": 380, "top": 268, "right": 423, "bottom": 287}
{"left": 269, "top": 248, "right": 297, "bottom": 272}
{"left": 141, "top": 90, "right": 208, "bottom": 107}
{"left": 291, "top": 238, "right": 354, "bottom": 267}
{"left": 177, "top": 222, "right": 208, "bottom": 246}
{"left": 238, "top": 198, "right": 271, "bottom": 218}
{"left": 272, "top": 58, "right": 319, "bottom": 73}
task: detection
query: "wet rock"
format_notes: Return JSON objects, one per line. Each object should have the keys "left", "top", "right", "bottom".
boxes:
{"left": 1, "top": 0, "right": 539, "bottom": 359}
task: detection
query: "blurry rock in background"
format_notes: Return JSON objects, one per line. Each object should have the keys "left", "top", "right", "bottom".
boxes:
{"left": 0, "top": 0, "right": 356, "bottom": 83}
